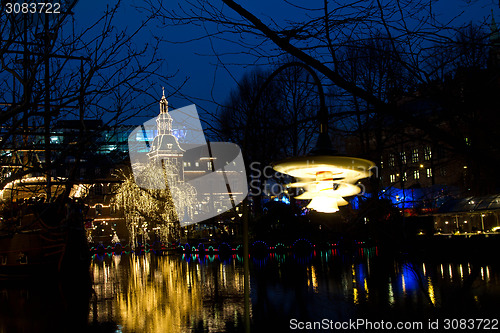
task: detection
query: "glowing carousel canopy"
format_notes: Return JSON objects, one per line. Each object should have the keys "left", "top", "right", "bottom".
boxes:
{"left": 0, "top": 176, "right": 87, "bottom": 202}
{"left": 272, "top": 155, "right": 375, "bottom": 213}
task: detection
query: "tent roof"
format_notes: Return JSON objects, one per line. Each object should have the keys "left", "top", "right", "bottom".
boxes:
{"left": 437, "top": 194, "right": 500, "bottom": 214}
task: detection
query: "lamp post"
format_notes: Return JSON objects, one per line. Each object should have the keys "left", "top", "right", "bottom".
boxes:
{"left": 267, "top": 63, "right": 375, "bottom": 214}
{"left": 241, "top": 62, "right": 374, "bottom": 332}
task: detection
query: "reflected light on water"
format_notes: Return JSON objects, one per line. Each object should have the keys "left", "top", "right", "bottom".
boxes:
{"left": 353, "top": 286, "right": 359, "bottom": 305}
{"left": 364, "top": 279, "right": 369, "bottom": 302}
{"left": 402, "top": 274, "right": 406, "bottom": 295}
{"left": 427, "top": 277, "right": 436, "bottom": 305}
{"left": 84, "top": 249, "right": 500, "bottom": 332}
{"left": 352, "top": 264, "right": 359, "bottom": 304}
{"left": 2, "top": 248, "right": 500, "bottom": 332}
{"left": 117, "top": 255, "right": 202, "bottom": 332}
{"left": 91, "top": 254, "right": 247, "bottom": 332}
{"left": 388, "top": 278, "right": 395, "bottom": 306}
{"left": 311, "top": 266, "right": 319, "bottom": 293}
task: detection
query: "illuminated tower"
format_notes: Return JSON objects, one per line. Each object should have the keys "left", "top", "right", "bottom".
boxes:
{"left": 147, "top": 89, "right": 185, "bottom": 181}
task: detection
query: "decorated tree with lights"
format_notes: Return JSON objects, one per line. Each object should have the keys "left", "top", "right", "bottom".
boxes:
{"left": 113, "top": 162, "right": 197, "bottom": 249}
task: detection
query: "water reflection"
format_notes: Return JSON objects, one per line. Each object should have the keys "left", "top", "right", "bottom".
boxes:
{"left": 91, "top": 253, "right": 247, "bottom": 332}
{"left": 247, "top": 248, "right": 500, "bottom": 331}
{"left": 1, "top": 248, "right": 498, "bottom": 332}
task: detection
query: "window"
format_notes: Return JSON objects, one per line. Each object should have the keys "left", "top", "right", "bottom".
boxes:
{"left": 195, "top": 162, "right": 199, "bottom": 167}
{"left": 389, "top": 154, "right": 395, "bottom": 167}
{"left": 440, "top": 167, "right": 447, "bottom": 176}
{"left": 95, "top": 204, "right": 103, "bottom": 216}
{"left": 400, "top": 152, "right": 407, "bottom": 165}
{"left": 426, "top": 168, "right": 432, "bottom": 177}
{"left": 183, "top": 162, "right": 187, "bottom": 167}
{"left": 207, "top": 161, "right": 213, "bottom": 170}
{"left": 424, "top": 146, "right": 432, "bottom": 160}
{"left": 465, "top": 137, "right": 471, "bottom": 146}
{"left": 413, "top": 170, "right": 420, "bottom": 180}
{"left": 402, "top": 172, "right": 407, "bottom": 182}
{"left": 390, "top": 174, "right": 396, "bottom": 183}
{"left": 412, "top": 148, "right": 419, "bottom": 163}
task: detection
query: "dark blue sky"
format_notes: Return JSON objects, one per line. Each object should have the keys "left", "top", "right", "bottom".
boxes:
{"left": 73, "top": 0, "right": 497, "bottom": 124}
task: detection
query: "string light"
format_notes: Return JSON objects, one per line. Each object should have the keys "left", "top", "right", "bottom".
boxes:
{"left": 113, "top": 163, "right": 197, "bottom": 249}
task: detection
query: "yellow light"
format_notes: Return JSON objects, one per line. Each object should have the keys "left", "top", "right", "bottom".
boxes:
{"left": 427, "top": 278, "right": 435, "bottom": 305}
{"left": 273, "top": 155, "right": 374, "bottom": 214}
{"left": 273, "top": 156, "right": 372, "bottom": 180}
{"left": 0, "top": 176, "right": 89, "bottom": 201}
{"left": 420, "top": 164, "right": 424, "bottom": 168}
{"left": 307, "top": 197, "right": 339, "bottom": 213}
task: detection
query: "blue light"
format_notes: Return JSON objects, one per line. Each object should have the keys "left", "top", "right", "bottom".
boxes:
{"left": 380, "top": 187, "right": 421, "bottom": 208}
{"left": 350, "top": 186, "right": 449, "bottom": 210}
{"left": 356, "top": 263, "right": 366, "bottom": 284}
{"left": 172, "top": 128, "right": 187, "bottom": 140}
{"left": 400, "top": 264, "right": 419, "bottom": 291}
{"left": 350, "top": 193, "right": 372, "bottom": 210}
{"left": 274, "top": 195, "right": 290, "bottom": 205}
{"left": 135, "top": 127, "right": 187, "bottom": 142}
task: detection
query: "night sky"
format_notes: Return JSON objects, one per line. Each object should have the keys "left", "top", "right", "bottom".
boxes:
{"left": 72, "top": 0, "right": 496, "bottom": 124}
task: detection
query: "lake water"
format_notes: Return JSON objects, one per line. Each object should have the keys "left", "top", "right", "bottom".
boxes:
{"left": 1, "top": 248, "right": 499, "bottom": 332}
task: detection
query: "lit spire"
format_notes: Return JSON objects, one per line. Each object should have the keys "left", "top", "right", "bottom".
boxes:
{"left": 157, "top": 88, "right": 173, "bottom": 135}
{"left": 160, "top": 87, "right": 169, "bottom": 114}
